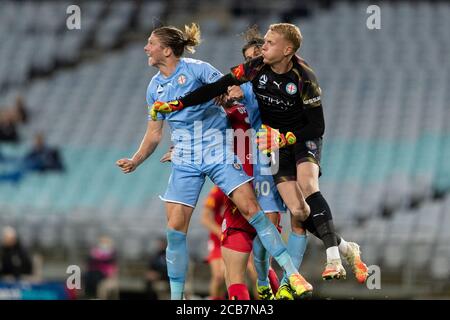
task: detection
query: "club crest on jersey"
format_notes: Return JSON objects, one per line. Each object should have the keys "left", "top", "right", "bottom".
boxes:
{"left": 233, "top": 163, "right": 242, "bottom": 170}
{"left": 286, "top": 82, "right": 297, "bottom": 95}
{"left": 305, "top": 140, "right": 317, "bottom": 151}
{"left": 177, "top": 74, "right": 187, "bottom": 86}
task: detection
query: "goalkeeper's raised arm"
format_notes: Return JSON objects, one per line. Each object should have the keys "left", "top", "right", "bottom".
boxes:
{"left": 149, "top": 56, "right": 265, "bottom": 118}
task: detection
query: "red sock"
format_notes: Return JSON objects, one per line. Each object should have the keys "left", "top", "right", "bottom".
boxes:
{"left": 228, "top": 283, "right": 250, "bottom": 300}
{"left": 268, "top": 268, "right": 280, "bottom": 293}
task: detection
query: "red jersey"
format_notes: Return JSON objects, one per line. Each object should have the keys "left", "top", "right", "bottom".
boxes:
{"left": 225, "top": 102, "right": 253, "bottom": 176}
{"left": 204, "top": 185, "right": 226, "bottom": 244}
{"left": 222, "top": 103, "right": 256, "bottom": 234}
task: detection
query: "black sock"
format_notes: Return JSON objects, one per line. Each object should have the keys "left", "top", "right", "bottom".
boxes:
{"left": 305, "top": 191, "right": 338, "bottom": 249}
{"left": 303, "top": 213, "right": 319, "bottom": 238}
{"left": 303, "top": 214, "right": 342, "bottom": 244}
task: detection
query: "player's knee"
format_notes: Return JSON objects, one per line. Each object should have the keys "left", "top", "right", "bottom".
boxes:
{"left": 167, "top": 216, "right": 187, "bottom": 232}
{"left": 291, "top": 225, "right": 306, "bottom": 235}
{"left": 298, "top": 178, "right": 318, "bottom": 197}
{"left": 290, "top": 203, "right": 310, "bottom": 221}
{"left": 291, "top": 218, "right": 306, "bottom": 234}
{"left": 212, "top": 272, "right": 225, "bottom": 283}
{"left": 240, "top": 199, "right": 260, "bottom": 218}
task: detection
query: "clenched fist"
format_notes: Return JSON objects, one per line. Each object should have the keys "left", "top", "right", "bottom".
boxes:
{"left": 116, "top": 158, "right": 138, "bottom": 174}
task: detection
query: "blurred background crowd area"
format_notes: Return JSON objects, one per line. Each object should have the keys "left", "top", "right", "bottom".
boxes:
{"left": 0, "top": 0, "right": 449, "bottom": 299}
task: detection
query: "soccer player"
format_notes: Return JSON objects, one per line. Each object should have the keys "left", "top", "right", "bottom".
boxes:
{"left": 233, "top": 30, "right": 308, "bottom": 299}
{"left": 150, "top": 23, "right": 368, "bottom": 284}
{"left": 161, "top": 93, "right": 285, "bottom": 300}
{"left": 161, "top": 97, "right": 285, "bottom": 300}
{"left": 201, "top": 186, "right": 226, "bottom": 300}
{"left": 116, "top": 23, "right": 313, "bottom": 300}
{"left": 220, "top": 98, "right": 283, "bottom": 300}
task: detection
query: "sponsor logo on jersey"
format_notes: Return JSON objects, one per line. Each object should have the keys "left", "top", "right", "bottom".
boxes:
{"left": 156, "top": 85, "right": 164, "bottom": 94}
{"left": 285, "top": 82, "right": 298, "bottom": 95}
{"left": 304, "top": 96, "right": 321, "bottom": 105}
{"left": 255, "top": 93, "right": 294, "bottom": 109}
{"left": 237, "top": 106, "right": 246, "bottom": 114}
{"left": 208, "top": 71, "right": 220, "bottom": 82}
{"left": 273, "top": 81, "right": 282, "bottom": 89}
{"left": 177, "top": 74, "right": 187, "bottom": 86}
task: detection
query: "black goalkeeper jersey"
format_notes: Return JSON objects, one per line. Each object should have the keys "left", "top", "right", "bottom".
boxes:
{"left": 231, "top": 55, "right": 323, "bottom": 134}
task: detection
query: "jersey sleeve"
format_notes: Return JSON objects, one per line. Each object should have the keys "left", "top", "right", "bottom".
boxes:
{"left": 146, "top": 79, "right": 165, "bottom": 121}
{"left": 230, "top": 56, "right": 264, "bottom": 84}
{"left": 300, "top": 64, "right": 322, "bottom": 109}
{"left": 193, "top": 61, "right": 223, "bottom": 85}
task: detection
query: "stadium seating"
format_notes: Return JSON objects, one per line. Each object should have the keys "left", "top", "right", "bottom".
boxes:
{"left": 0, "top": 1, "right": 449, "bottom": 287}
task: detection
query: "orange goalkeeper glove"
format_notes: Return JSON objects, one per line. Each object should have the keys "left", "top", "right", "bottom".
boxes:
{"left": 256, "top": 124, "right": 297, "bottom": 155}
{"left": 150, "top": 100, "right": 184, "bottom": 121}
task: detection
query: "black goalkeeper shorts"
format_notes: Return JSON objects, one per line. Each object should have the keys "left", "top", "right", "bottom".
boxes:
{"left": 272, "top": 137, "right": 323, "bottom": 184}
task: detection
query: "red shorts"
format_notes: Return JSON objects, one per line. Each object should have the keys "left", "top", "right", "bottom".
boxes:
{"left": 221, "top": 198, "right": 257, "bottom": 253}
{"left": 222, "top": 228, "right": 256, "bottom": 253}
{"left": 206, "top": 237, "right": 222, "bottom": 263}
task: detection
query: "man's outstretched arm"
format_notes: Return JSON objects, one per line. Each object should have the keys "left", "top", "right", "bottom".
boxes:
{"left": 149, "top": 56, "right": 265, "bottom": 120}
{"left": 181, "top": 74, "right": 238, "bottom": 107}
{"left": 149, "top": 74, "right": 238, "bottom": 120}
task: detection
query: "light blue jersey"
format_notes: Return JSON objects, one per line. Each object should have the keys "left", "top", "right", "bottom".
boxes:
{"left": 240, "top": 83, "right": 286, "bottom": 214}
{"left": 146, "top": 58, "right": 252, "bottom": 207}
{"left": 147, "top": 58, "right": 234, "bottom": 165}
{"left": 240, "top": 82, "right": 263, "bottom": 129}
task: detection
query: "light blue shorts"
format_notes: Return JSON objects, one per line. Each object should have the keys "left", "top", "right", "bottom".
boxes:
{"left": 253, "top": 169, "right": 286, "bottom": 213}
{"left": 160, "top": 160, "right": 253, "bottom": 208}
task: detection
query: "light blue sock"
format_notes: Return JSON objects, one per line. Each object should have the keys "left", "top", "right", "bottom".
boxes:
{"left": 248, "top": 211, "right": 297, "bottom": 277}
{"left": 252, "top": 236, "right": 270, "bottom": 287}
{"left": 281, "top": 232, "right": 308, "bottom": 285}
{"left": 166, "top": 228, "right": 188, "bottom": 300}
{"left": 169, "top": 281, "right": 185, "bottom": 300}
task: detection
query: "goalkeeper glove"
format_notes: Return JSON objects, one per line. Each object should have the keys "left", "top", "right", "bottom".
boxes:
{"left": 150, "top": 100, "right": 184, "bottom": 121}
{"left": 256, "top": 124, "right": 297, "bottom": 155}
